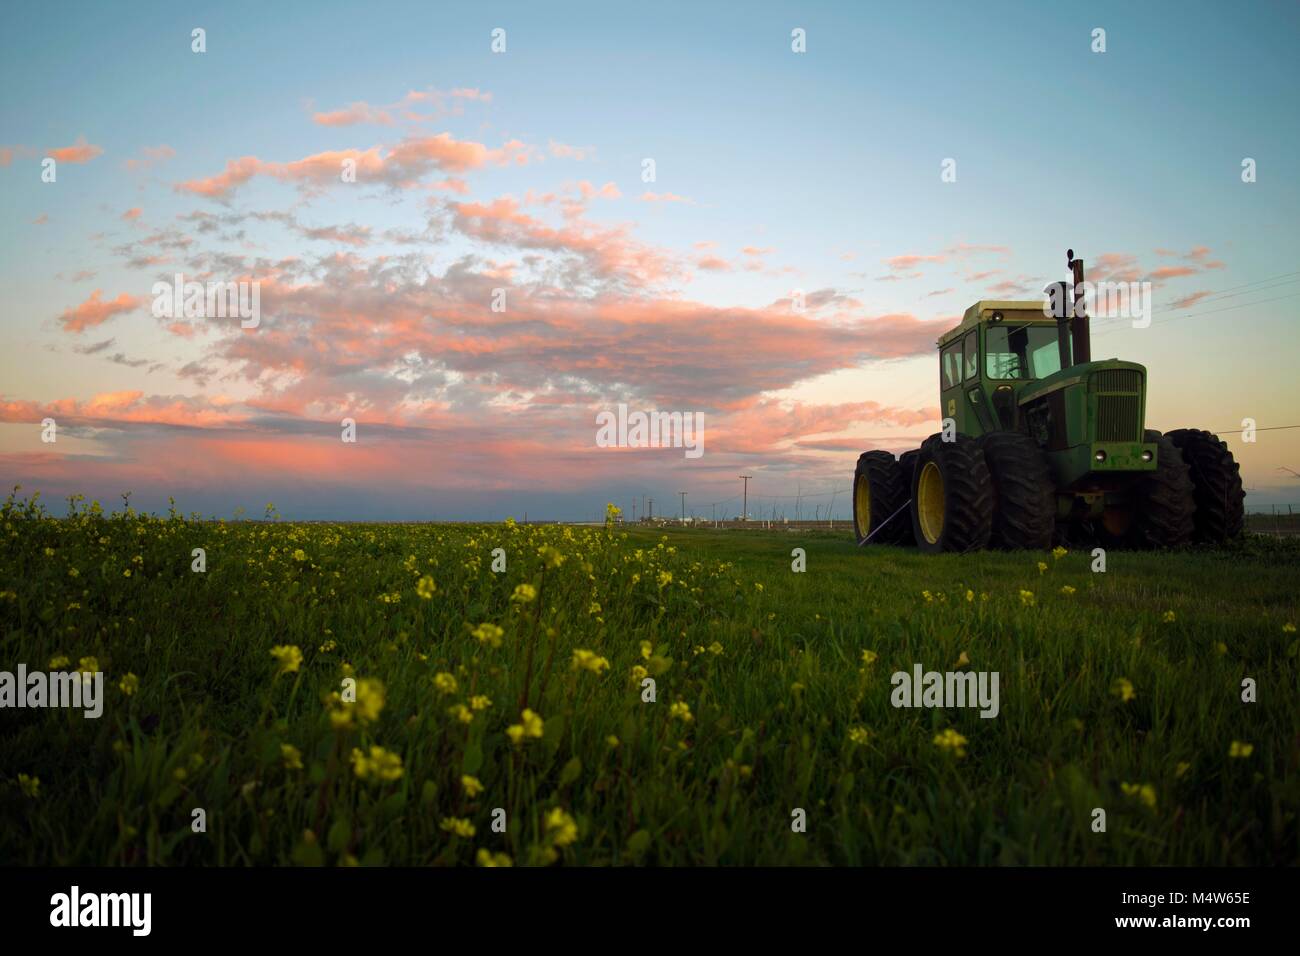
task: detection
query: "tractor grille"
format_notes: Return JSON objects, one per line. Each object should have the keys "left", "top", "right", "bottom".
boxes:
{"left": 1090, "top": 370, "right": 1143, "bottom": 441}
{"left": 1091, "top": 369, "right": 1143, "bottom": 393}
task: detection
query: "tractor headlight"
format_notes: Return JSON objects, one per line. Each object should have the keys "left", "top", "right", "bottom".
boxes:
{"left": 1094, "top": 450, "right": 1107, "bottom": 463}
{"left": 1141, "top": 450, "right": 1153, "bottom": 462}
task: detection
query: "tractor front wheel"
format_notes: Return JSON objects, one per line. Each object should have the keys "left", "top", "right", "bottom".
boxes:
{"left": 1165, "top": 428, "right": 1245, "bottom": 542}
{"left": 853, "top": 451, "right": 907, "bottom": 544}
{"left": 978, "top": 431, "right": 1055, "bottom": 550}
{"left": 909, "top": 435, "right": 993, "bottom": 553}
{"left": 1129, "top": 430, "right": 1195, "bottom": 548}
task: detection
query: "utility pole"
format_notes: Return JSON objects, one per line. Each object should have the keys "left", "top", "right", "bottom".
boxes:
{"left": 632, "top": 500, "right": 637, "bottom": 522}
{"left": 648, "top": 498, "right": 653, "bottom": 520}
{"left": 739, "top": 475, "right": 752, "bottom": 522}
{"left": 679, "top": 491, "right": 687, "bottom": 522}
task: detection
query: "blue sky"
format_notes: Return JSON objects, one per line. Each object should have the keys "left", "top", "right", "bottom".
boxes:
{"left": 2, "top": 0, "right": 1298, "bottom": 518}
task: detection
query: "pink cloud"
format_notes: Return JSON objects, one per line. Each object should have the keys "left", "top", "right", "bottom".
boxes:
{"left": 176, "top": 134, "right": 534, "bottom": 198}
{"left": 124, "top": 144, "right": 176, "bottom": 171}
{"left": 47, "top": 136, "right": 104, "bottom": 164}
{"left": 57, "top": 290, "right": 145, "bottom": 333}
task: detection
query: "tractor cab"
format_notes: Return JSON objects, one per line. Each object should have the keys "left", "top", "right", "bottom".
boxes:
{"left": 936, "top": 300, "right": 1156, "bottom": 489}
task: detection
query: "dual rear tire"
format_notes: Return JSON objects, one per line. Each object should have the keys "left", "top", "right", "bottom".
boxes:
{"left": 853, "top": 427, "right": 1242, "bottom": 553}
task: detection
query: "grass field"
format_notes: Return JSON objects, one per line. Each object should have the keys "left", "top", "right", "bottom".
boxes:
{"left": 2, "top": 491, "right": 1298, "bottom": 866}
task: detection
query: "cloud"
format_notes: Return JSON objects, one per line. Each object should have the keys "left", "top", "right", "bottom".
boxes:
{"left": 1146, "top": 265, "right": 1197, "bottom": 281}
{"left": 312, "top": 102, "right": 396, "bottom": 126}
{"left": 176, "top": 133, "right": 535, "bottom": 198}
{"left": 57, "top": 290, "right": 145, "bottom": 333}
{"left": 122, "top": 207, "right": 142, "bottom": 221}
{"left": 549, "top": 140, "right": 594, "bottom": 161}
{"left": 47, "top": 136, "right": 104, "bottom": 164}
{"left": 884, "top": 254, "right": 945, "bottom": 272}
{"left": 1169, "top": 290, "right": 1214, "bottom": 310}
{"left": 639, "top": 192, "right": 693, "bottom": 204}
{"left": 124, "top": 144, "right": 176, "bottom": 171}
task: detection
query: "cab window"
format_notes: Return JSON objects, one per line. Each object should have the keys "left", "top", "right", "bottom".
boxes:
{"left": 963, "top": 332, "right": 979, "bottom": 381}
{"left": 986, "top": 324, "right": 1065, "bottom": 380}
{"left": 941, "top": 340, "right": 963, "bottom": 388}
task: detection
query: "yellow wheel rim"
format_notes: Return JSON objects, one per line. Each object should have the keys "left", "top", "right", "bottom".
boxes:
{"left": 854, "top": 474, "right": 871, "bottom": 538}
{"left": 917, "top": 460, "right": 945, "bottom": 545}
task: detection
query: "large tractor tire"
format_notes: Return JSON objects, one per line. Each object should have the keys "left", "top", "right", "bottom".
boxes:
{"left": 896, "top": 449, "right": 920, "bottom": 545}
{"left": 1129, "top": 430, "right": 1195, "bottom": 549}
{"left": 909, "top": 434, "right": 993, "bottom": 554}
{"left": 978, "top": 431, "right": 1055, "bottom": 550}
{"left": 1165, "top": 428, "right": 1245, "bottom": 542}
{"left": 853, "top": 451, "right": 907, "bottom": 544}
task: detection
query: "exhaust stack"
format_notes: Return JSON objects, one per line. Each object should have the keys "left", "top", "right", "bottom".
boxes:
{"left": 1068, "top": 249, "right": 1091, "bottom": 365}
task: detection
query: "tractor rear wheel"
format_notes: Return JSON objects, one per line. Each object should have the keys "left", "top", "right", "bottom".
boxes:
{"left": 1129, "top": 430, "right": 1195, "bottom": 548}
{"left": 909, "top": 435, "right": 993, "bottom": 553}
{"left": 1165, "top": 428, "right": 1245, "bottom": 542}
{"left": 978, "top": 431, "right": 1055, "bottom": 550}
{"left": 896, "top": 449, "right": 920, "bottom": 545}
{"left": 853, "top": 451, "right": 907, "bottom": 544}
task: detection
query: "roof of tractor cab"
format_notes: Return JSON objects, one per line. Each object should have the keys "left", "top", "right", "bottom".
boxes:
{"left": 936, "top": 299, "right": 1055, "bottom": 348}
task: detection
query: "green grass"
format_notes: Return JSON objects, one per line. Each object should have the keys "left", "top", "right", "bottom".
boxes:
{"left": 2, "top": 493, "right": 1298, "bottom": 865}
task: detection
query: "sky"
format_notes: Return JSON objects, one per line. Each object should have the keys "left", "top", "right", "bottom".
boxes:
{"left": 2, "top": 0, "right": 1298, "bottom": 520}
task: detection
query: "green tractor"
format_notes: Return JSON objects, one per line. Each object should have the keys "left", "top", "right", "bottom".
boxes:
{"left": 853, "top": 250, "right": 1245, "bottom": 553}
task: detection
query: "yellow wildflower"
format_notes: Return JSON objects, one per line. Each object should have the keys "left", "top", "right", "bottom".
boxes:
{"left": 506, "top": 709, "right": 544, "bottom": 745}
{"left": 1121, "top": 782, "right": 1157, "bottom": 810}
{"left": 119, "top": 673, "right": 139, "bottom": 696}
{"left": 433, "top": 672, "right": 458, "bottom": 695}
{"left": 416, "top": 575, "right": 436, "bottom": 600}
{"left": 350, "top": 745, "right": 404, "bottom": 783}
{"left": 461, "top": 775, "right": 484, "bottom": 797}
{"left": 1228, "top": 741, "right": 1253, "bottom": 759}
{"left": 440, "top": 817, "right": 476, "bottom": 838}
{"left": 933, "top": 728, "right": 968, "bottom": 757}
{"left": 545, "top": 807, "right": 578, "bottom": 847}
{"left": 270, "top": 645, "right": 302, "bottom": 675}
{"left": 571, "top": 649, "right": 610, "bottom": 674}
{"left": 472, "top": 622, "right": 504, "bottom": 648}
{"left": 281, "top": 744, "right": 303, "bottom": 771}
{"left": 1111, "top": 677, "right": 1136, "bottom": 702}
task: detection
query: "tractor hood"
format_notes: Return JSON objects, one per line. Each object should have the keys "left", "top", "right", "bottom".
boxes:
{"left": 1016, "top": 359, "right": 1146, "bottom": 406}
